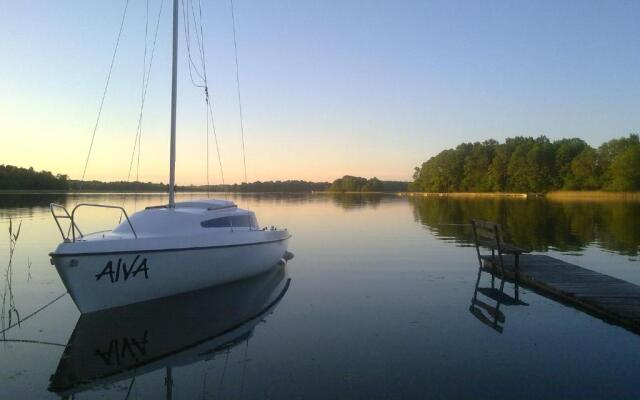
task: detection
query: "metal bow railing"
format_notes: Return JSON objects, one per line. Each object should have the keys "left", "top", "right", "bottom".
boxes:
{"left": 50, "top": 203, "right": 137, "bottom": 242}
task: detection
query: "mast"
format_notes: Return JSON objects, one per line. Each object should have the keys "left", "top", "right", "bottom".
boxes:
{"left": 168, "top": 0, "right": 178, "bottom": 208}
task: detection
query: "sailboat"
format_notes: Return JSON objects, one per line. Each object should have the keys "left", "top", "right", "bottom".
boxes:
{"left": 49, "top": 0, "right": 291, "bottom": 313}
{"left": 49, "top": 264, "right": 290, "bottom": 397}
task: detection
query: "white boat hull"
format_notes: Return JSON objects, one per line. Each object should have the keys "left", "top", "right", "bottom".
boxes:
{"left": 52, "top": 236, "right": 289, "bottom": 313}
{"left": 49, "top": 264, "right": 290, "bottom": 395}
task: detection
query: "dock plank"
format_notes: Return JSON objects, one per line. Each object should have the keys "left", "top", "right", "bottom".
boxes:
{"left": 483, "top": 254, "right": 640, "bottom": 333}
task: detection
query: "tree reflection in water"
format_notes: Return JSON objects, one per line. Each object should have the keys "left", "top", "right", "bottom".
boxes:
{"left": 409, "top": 196, "right": 640, "bottom": 256}
{"left": 328, "top": 193, "right": 384, "bottom": 210}
{"left": 469, "top": 262, "right": 528, "bottom": 333}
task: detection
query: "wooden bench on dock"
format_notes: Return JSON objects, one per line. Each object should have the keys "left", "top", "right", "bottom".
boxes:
{"left": 470, "top": 219, "right": 529, "bottom": 281}
{"left": 469, "top": 219, "right": 529, "bottom": 327}
{"left": 469, "top": 219, "right": 640, "bottom": 334}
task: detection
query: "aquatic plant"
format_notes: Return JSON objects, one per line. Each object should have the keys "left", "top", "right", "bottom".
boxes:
{"left": 1, "top": 218, "right": 22, "bottom": 338}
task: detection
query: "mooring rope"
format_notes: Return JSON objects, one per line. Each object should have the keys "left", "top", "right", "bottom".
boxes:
{"left": 124, "top": 376, "right": 137, "bottom": 400}
{"left": 0, "top": 292, "right": 68, "bottom": 335}
{"left": 0, "top": 338, "right": 66, "bottom": 347}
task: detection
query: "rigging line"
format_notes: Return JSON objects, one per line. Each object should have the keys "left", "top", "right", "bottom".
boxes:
{"left": 217, "top": 349, "right": 231, "bottom": 397}
{"left": 79, "top": 0, "right": 130, "bottom": 189}
{"left": 128, "top": 0, "right": 164, "bottom": 181}
{"left": 201, "top": 367, "right": 209, "bottom": 400}
{"left": 206, "top": 91, "right": 210, "bottom": 196}
{"left": 136, "top": 0, "right": 150, "bottom": 183}
{"left": 181, "top": 0, "right": 206, "bottom": 87}
{"left": 179, "top": 0, "right": 209, "bottom": 189}
{"left": 230, "top": 0, "right": 248, "bottom": 183}
{"left": 142, "top": 0, "right": 149, "bottom": 108}
{"left": 189, "top": 0, "right": 207, "bottom": 85}
{"left": 191, "top": 0, "right": 207, "bottom": 94}
{"left": 184, "top": 0, "right": 225, "bottom": 189}
{"left": 239, "top": 336, "right": 250, "bottom": 397}
{"left": 194, "top": 0, "right": 210, "bottom": 105}
{"left": 125, "top": 0, "right": 165, "bottom": 183}
{"left": 198, "top": 5, "right": 208, "bottom": 90}
{"left": 194, "top": 0, "right": 211, "bottom": 196}
{"left": 205, "top": 65, "right": 226, "bottom": 188}
{"left": 208, "top": 98, "right": 225, "bottom": 185}
{"left": 191, "top": 0, "right": 206, "bottom": 64}
{"left": 131, "top": 1, "right": 149, "bottom": 184}
{"left": 200, "top": 358, "right": 219, "bottom": 399}
{"left": 198, "top": 0, "right": 225, "bottom": 187}
{"left": 135, "top": 124, "right": 141, "bottom": 182}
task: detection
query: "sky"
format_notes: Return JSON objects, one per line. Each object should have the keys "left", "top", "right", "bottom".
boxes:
{"left": 1, "top": 0, "right": 639, "bottom": 185}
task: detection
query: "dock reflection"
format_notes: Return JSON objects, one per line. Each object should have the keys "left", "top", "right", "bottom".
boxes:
{"left": 49, "top": 264, "right": 290, "bottom": 397}
{"left": 469, "top": 266, "right": 527, "bottom": 333}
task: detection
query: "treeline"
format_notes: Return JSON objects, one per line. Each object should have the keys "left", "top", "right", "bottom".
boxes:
{"left": 0, "top": 166, "right": 331, "bottom": 193}
{"left": 0, "top": 165, "right": 68, "bottom": 190}
{"left": 409, "top": 196, "right": 640, "bottom": 256}
{"left": 71, "top": 179, "right": 329, "bottom": 192}
{"left": 410, "top": 135, "right": 640, "bottom": 193}
{"left": 329, "top": 175, "right": 409, "bottom": 192}
{"left": 187, "top": 180, "right": 331, "bottom": 192}
{"left": 67, "top": 180, "right": 168, "bottom": 192}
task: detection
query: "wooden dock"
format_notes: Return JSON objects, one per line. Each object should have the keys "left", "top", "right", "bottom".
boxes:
{"left": 484, "top": 254, "right": 640, "bottom": 334}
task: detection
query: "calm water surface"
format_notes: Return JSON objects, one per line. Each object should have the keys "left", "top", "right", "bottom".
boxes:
{"left": 0, "top": 193, "right": 639, "bottom": 399}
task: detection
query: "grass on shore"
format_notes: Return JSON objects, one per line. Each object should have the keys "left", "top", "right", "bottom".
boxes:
{"left": 545, "top": 191, "right": 640, "bottom": 201}
{"left": 401, "top": 191, "right": 640, "bottom": 201}
{"left": 400, "top": 192, "right": 529, "bottom": 198}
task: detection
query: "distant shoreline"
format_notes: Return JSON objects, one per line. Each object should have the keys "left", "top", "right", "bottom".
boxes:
{"left": 400, "top": 191, "right": 640, "bottom": 201}
{"left": 0, "top": 190, "right": 315, "bottom": 195}
{"left": 2, "top": 189, "right": 639, "bottom": 201}
{"left": 0, "top": 189, "right": 169, "bottom": 195}
{"left": 399, "top": 192, "right": 530, "bottom": 198}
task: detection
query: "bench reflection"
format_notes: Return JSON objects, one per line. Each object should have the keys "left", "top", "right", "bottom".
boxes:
{"left": 469, "top": 262, "right": 527, "bottom": 333}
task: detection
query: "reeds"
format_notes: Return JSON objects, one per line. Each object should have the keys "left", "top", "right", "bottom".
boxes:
{"left": 546, "top": 191, "right": 640, "bottom": 202}
{"left": 401, "top": 192, "right": 529, "bottom": 198}
{"left": 2, "top": 218, "right": 21, "bottom": 338}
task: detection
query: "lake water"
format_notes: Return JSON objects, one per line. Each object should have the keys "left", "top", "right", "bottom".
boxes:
{"left": 1, "top": 193, "right": 639, "bottom": 399}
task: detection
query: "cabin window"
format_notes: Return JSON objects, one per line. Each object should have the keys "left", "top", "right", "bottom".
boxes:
{"left": 201, "top": 214, "right": 258, "bottom": 229}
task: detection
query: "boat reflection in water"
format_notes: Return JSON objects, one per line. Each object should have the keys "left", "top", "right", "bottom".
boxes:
{"left": 49, "top": 263, "right": 290, "bottom": 397}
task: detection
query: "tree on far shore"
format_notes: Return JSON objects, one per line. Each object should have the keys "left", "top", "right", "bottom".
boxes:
{"left": 329, "top": 176, "right": 393, "bottom": 192}
{"left": 410, "top": 134, "right": 640, "bottom": 193}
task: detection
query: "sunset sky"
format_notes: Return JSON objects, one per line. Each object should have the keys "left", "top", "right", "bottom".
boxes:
{"left": 1, "top": 0, "right": 639, "bottom": 185}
